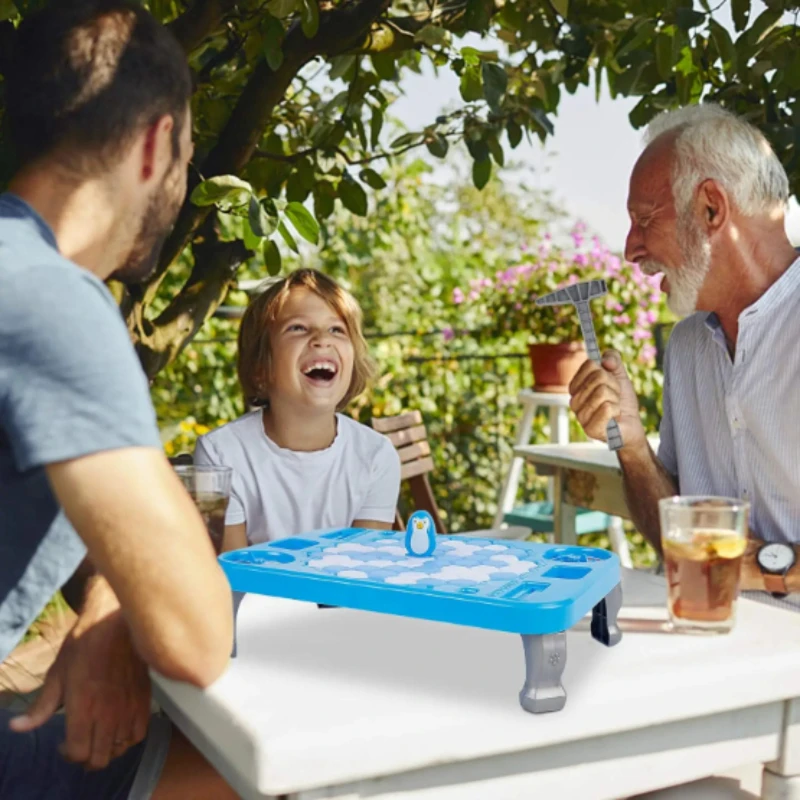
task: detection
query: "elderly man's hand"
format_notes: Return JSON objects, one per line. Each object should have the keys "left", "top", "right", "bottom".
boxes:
{"left": 569, "top": 350, "right": 647, "bottom": 449}
{"left": 10, "top": 579, "right": 151, "bottom": 770}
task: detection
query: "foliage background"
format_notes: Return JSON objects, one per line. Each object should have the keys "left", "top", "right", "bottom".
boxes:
{"left": 155, "top": 160, "right": 663, "bottom": 565}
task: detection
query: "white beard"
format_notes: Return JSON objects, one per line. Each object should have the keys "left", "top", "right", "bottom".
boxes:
{"left": 643, "top": 214, "right": 712, "bottom": 318}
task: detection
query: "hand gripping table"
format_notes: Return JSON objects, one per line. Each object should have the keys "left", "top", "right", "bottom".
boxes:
{"left": 219, "top": 529, "right": 623, "bottom": 713}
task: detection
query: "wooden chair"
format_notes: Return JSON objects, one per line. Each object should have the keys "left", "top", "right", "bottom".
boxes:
{"left": 372, "top": 411, "right": 531, "bottom": 540}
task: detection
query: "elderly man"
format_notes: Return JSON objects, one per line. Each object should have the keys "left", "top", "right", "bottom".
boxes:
{"left": 570, "top": 103, "right": 800, "bottom": 597}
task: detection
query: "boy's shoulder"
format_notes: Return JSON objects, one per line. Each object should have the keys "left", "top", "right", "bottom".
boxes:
{"left": 337, "top": 413, "right": 396, "bottom": 455}
{"left": 199, "top": 410, "right": 263, "bottom": 449}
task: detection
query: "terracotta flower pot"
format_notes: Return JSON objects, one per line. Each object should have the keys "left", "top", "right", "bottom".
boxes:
{"left": 528, "top": 342, "right": 587, "bottom": 393}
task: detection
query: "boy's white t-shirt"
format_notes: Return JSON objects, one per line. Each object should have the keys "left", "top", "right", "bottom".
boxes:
{"left": 194, "top": 410, "right": 401, "bottom": 544}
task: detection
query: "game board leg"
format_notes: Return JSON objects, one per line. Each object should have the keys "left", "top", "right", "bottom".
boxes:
{"left": 519, "top": 632, "right": 567, "bottom": 713}
{"left": 591, "top": 581, "right": 623, "bottom": 646}
{"left": 231, "top": 591, "right": 245, "bottom": 658}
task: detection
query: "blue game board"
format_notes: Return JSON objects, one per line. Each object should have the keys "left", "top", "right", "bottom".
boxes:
{"left": 219, "top": 529, "right": 623, "bottom": 713}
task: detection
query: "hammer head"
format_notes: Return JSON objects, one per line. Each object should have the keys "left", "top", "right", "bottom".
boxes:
{"left": 535, "top": 279, "right": 608, "bottom": 307}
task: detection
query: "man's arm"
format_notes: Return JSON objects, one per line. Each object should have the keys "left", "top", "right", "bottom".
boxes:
{"left": 569, "top": 350, "right": 675, "bottom": 554}
{"left": 618, "top": 442, "right": 677, "bottom": 555}
{"left": 47, "top": 446, "right": 232, "bottom": 688}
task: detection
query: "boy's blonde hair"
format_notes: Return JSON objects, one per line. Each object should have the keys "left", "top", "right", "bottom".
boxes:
{"left": 237, "top": 269, "right": 375, "bottom": 411}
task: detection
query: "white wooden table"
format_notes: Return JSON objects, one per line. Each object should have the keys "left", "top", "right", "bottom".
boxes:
{"left": 514, "top": 439, "right": 660, "bottom": 546}
{"left": 152, "top": 568, "right": 800, "bottom": 800}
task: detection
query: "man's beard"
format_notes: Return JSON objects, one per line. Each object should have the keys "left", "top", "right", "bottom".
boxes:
{"left": 111, "top": 174, "right": 182, "bottom": 286}
{"left": 643, "top": 213, "right": 712, "bottom": 318}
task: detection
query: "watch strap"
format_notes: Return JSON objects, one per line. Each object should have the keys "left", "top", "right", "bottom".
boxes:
{"left": 763, "top": 572, "right": 789, "bottom": 596}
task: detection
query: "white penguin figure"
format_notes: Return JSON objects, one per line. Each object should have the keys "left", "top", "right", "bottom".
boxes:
{"left": 405, "top": 511, "right": 436, "bottom": 557}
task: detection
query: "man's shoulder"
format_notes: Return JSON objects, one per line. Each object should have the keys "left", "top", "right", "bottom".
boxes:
{"left": 666, "top": 313, "right": 710, "bottom": 353}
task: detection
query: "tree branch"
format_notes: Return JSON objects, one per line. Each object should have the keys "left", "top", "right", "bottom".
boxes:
{"left": 167, "top": 0, "right": 240, "bottom": 53}
{"left": 136, "top": 230, "right": 249, "bottom": 379}
{"left": 146, "top": 0, "right": 395, "bottom": 307}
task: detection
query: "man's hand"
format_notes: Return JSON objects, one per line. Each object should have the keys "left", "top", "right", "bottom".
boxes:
{"left": 569, "top": 350, "right": 647, "bottom": 449}
{"left": 10, "top": 578, "right": 151, "bottom": 770}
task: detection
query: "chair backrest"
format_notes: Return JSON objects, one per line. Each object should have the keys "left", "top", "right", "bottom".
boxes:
{"left": 372, "top": 411, "right": 445, "bottom": 533}
{"left": 169, "top": 453, "right": 194, "bottom": 466}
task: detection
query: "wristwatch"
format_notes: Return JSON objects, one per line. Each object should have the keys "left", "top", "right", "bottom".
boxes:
{"left": 756, "top": 542, "right": 796, "bottom": 597}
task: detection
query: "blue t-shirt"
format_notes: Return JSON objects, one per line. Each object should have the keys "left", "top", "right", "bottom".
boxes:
{"left": 0, "top": 193, "right": 161, "bottom": 660}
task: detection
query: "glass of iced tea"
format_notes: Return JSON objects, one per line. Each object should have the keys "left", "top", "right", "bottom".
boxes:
{"left": 174, "top": 465, "right": 232, "bottom": 555}
{"left": 659, "top": 496, "right": 750, "bottom": 634}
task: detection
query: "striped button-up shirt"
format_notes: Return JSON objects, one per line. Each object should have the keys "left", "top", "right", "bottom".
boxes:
{"left": 657, "top": 257, "right": 800, "bottom": 545}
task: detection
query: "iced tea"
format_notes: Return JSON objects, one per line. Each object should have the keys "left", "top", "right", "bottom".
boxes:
{"left": 659, "top": 496, "right": 749, "bottom": 634}
{"left": 192, "top": 491, "right": 229, "bottom": 555}
{"left": 663, "top": 531, "right": 746, "bottom": 630}
{"left": 174, "top": 465, "right": 232, "bottom": 555}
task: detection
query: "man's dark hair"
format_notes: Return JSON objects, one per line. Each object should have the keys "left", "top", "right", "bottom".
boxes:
{"left": 5, "top": 0, "right": 192, "bottom": 171}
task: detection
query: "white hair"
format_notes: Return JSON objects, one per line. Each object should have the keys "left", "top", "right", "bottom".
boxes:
{"left": 644, "top": 104, "right": 789, "bottom": 218}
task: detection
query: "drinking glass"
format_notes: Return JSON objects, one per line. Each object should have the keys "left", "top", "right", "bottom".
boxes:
{"left": 174, "top": 465, "right": 232, "bottom": 555}
{"left": 659, "top": 496, "right": 749, "bottom": 634}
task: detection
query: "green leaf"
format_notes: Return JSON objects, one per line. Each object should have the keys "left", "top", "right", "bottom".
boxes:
{"left": 372, "top": 53, "right": 395, "bottom": 80}
{"left": 709, "top": 19, "right": 737, "bottom": 79}
{"left": 0, "top": 0, "right": 17, "bottom": 21}
{"left": 285, "top": 201, "right": 320, "bottom": 244}
{"left": 487, "top": 135, "right": 505, "bottom": 167}
{"left": 243, "top": 219, "right": 262, "bottom": 251}
{"left": 359, "top": 168, "right": 387, "bottom": 190}
{"left": 745, "top": 8, "right": 782, "bottom": 46}
{"left": 549, "top": 0, "right": 568, "bottom": 17}
{"left": 355, "top": 117, "right": 368, "bottom": 151}
{"left": 329, "top": 55, "right": 356, "bottom": 80}
{"left": 190, "top": 175, "right": 252, "bottom": 208}
{"left": 266, "top": 0, "right": 298, "bottom": 18}
{"left": 249, "top": 195, "right": 277, "bottom": 238}
{"left": 675, "top": 8, "right": 705, "bottom": 31}
{"left": 481, "top": 62, "right": 508, "bottom": 112}
{"left": 466, "top": 137, "right": 490, "bottom": 162}
{"left": 426, "top": 134, "right": 449, "bottom": 158}
{"left": 506, "top": 120, "right": 523, "bottom": 149}
{"left": 370, "top": 107, "right": 384, "bottom": 149}
{"left": 300, "top": 0, "right": 319, "bottom": 38}
{"left": 472, "top": 158, "right": 491, "bottom": 190}
{"left": 278, "top": 220, "right": 300, "bottom": 253}
{"left": 391, "top": 132, "right": 423, "bottom": 149}
{"left": 460, "top": 46, "right": 481, "bottom": 66}
{"left": 655, "top": 33, "right": 674, "bottom": 80}
{"left": 731, "top": 0, "right": 750, "bottom": 33}
{"left": 338, "top": 175, "right": 368, "bottom": 216}
{"left": 261, "top": 13, "right": 284, "bottom": 71}
{"left": 263, "top": 239, "right": 282, "bottom": 276}
{"left": 460, "top": 64, "right": 483, "bottom": 102}
{"left": 415, "top": 25, "right": 450, "bottom": 47}
{"left": 313, "top": 182, "right": 336, "bottom": 219}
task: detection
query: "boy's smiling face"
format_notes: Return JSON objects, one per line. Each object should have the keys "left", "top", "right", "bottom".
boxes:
{"left": 268, "top": 286, "right": 355, "bottom": 412}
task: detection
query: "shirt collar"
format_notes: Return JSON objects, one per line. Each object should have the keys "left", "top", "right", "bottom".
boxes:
{"left": 0, "top": 192, "right": 59, "bottom": 253}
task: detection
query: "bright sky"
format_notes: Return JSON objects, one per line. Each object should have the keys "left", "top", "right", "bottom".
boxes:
{"left": 390, "top": 15, "right": 800, "bottom": 250}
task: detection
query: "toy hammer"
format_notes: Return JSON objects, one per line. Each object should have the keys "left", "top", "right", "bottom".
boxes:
{"left": 535, "top": 279, "right": 624, "bottom": 451}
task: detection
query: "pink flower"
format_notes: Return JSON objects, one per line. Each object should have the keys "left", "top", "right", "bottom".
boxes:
{"left": 573, "top": 253, "right": 589, "bottom": 267}
{"left": 645, "top": 309, "right": 658, "bottom": 324}
{"left": 442, "top": 327, "right": 455, "bottom": 342}
{"left": 514, "top": 302, "right": 523, "bottom": 310}
{"left": 650, "top": 292, "right": 661, "bottom": 304}
{"left": 607, "top": 301, "right": 624, "bottom": 312}
{"left": 548, "top": 261, "right": 560, "bottom": 273}
{"left": 639, "top": 343, "right": 657, "bottom": 364}
{"left": 567, "top": 274, "right": 579, "bottom": 285}
{"left": 633, "top": 328, "right": 650, "bottom": 341}
{"left": 572, "top": 233, "right": 584, "bottom": 249}
{"left": 452, "top": 288, "right": 465, "bottom": 305}
{"left": 520, "top": 242, "right": 529, "bottom": 252}
{"left": 468, "top": 290, "right": 480, "bottom": 301}
{"left": 606, "top": 255, "right": 621, "bottom": 274}
{"left": 613, "top": 313, "right": 631, "bottom": 325}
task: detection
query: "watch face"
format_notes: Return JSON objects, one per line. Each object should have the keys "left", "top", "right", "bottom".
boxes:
{"left": 757, "top": 543, "right": 796, "bottom": 573}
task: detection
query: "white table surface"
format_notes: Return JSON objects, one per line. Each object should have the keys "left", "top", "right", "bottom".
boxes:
{"left": 153, "top": 567, "right": 800, "bottom": 799}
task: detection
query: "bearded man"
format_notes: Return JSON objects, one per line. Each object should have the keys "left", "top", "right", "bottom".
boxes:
{"left": 568, "top": 104, "right": 800, "bottom": 598}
